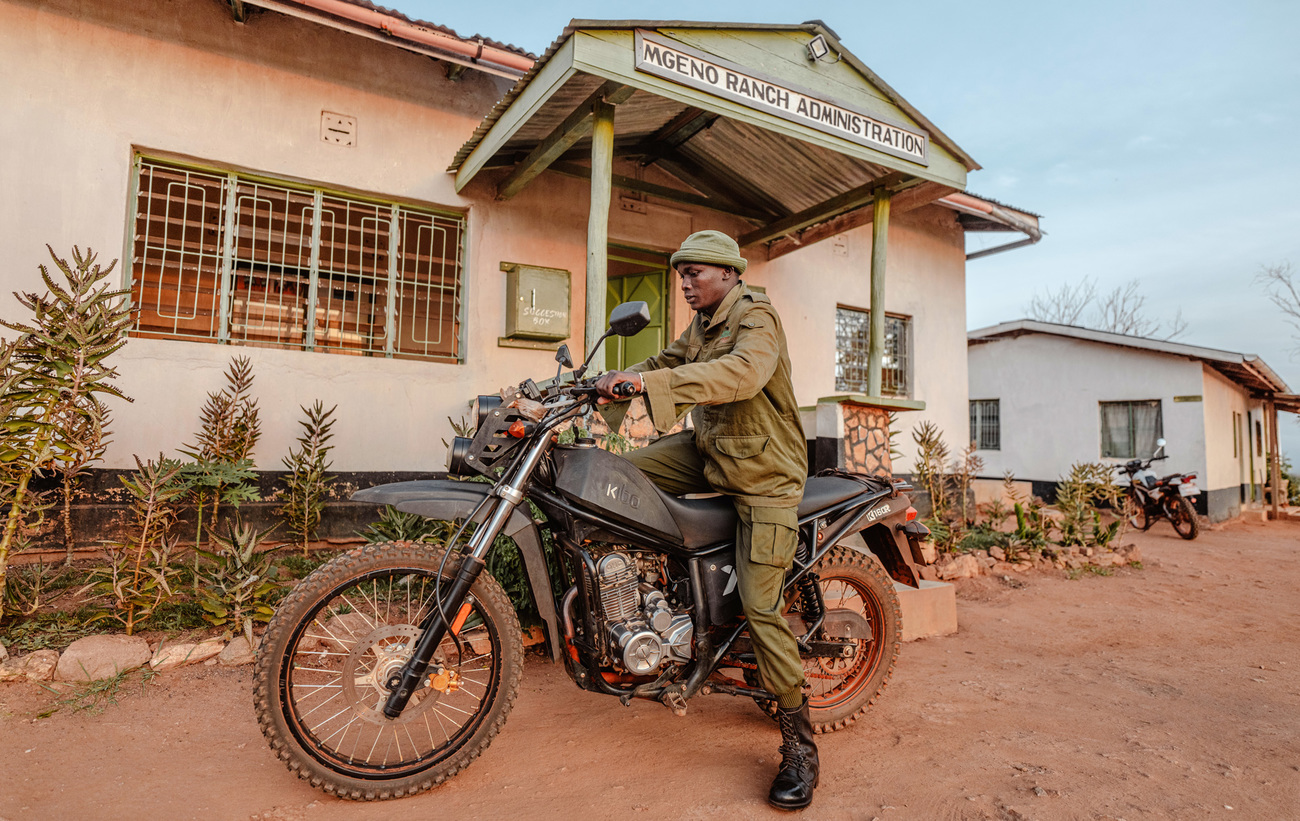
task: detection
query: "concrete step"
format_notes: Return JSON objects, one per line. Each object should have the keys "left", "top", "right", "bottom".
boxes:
{"left": 895, "top": 580, "right": 957, "bottom": 642}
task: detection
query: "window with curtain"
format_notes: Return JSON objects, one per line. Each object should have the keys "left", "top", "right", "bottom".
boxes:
{"left": 128, "top": 156, "right": 466, "bottom": 361}
{"left": 1100, "top": 400, "right": 1163, "bottom": 458}
{"left": 970, "top": 399, "right": 1000, "bottom": 450}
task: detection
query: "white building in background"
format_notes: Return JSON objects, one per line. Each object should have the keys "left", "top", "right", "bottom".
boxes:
{"left": 967, "top": 320, "right": 1292, "bottom": 522}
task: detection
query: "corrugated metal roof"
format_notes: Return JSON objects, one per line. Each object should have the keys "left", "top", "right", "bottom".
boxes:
{"left": 967, "top": 320, "right": 1291, "bottom": 394}
{"left": 962, "top": 192, "right": 1041, "bottom": 219}
{"left": 331, "top": 0, "right": 535, "bottom": 58}
{"left": 448, "top": 28, "right": 572, "bottom": 172}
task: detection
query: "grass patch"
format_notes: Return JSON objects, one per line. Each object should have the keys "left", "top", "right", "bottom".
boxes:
{"left": 148, "top": 600, "right": 209, "bottom": 632}
{"left": 1065, "top": 565, "right": 1116, "bottom": 580}
{"left": 37, "top": 666, "right": 158, "bottom": 717}
{"left": 0, "top": 606, "right": 110, "bottom": 654}
{"left": 278, "top": 550, "right": 339, "bottom": 580}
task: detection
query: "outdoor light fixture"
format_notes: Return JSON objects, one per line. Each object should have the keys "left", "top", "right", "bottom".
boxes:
{"left": 806, "top": 34, "right": 831, "bottom": 62}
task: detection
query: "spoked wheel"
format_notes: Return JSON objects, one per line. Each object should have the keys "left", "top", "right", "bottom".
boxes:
{"left": 1125, "top": 489, "right": 1151, "bottom": 531}
{"left": 1168, "top": 496, "right": 1201, "bottom": 540}
{"left": 254, "top": 542, "right": 523, "bottom": 800}
{"left": 753, "top": 546, "right": 901, "bottom": 733}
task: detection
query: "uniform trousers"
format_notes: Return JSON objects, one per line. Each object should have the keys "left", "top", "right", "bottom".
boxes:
{"left": 624, "top": 430, "right": 807, "bottom": 707}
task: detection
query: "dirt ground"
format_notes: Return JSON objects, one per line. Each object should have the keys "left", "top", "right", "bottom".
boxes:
{"left": 2, "top": 517, "right": 1298, "bottom": 821}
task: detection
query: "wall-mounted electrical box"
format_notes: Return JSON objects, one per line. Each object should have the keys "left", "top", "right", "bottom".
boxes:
{"left": 501, "top": 262, "right": 570, "bottom": 343}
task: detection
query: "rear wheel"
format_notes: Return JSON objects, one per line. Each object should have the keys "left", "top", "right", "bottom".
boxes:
{"left": 253, "top": 542, "right": 524, "bottom": 800}
{"left": 753, "top": 546, "right": 901, "bottom": 734}
{"left": 1169, "top": 496, "right": 1201, "bottom": 540}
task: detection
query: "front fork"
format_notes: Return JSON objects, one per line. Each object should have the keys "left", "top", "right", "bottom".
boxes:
{"left": 381, "top": 437, "right": 550, "bottom": 718}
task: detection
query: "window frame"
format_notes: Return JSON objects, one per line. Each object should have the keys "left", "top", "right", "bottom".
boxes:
{"left": 1099, "top": 399, "right": 1164, "bottom": 459}
{"left": 834, "top": 305, "right": 912, "bottom": 398}
{"left": 124, "top": 152, "right": 469, "bottom": 363}
{"left": 970, "top": 399, "right": 1001, "bottom": 451}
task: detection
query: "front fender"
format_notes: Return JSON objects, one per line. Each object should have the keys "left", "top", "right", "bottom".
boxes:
{"left": 353, "top": 480, "right": 563, "bottom": 661}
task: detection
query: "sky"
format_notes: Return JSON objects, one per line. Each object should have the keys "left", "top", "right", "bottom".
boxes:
{"left": 395, "top": 0, "right": 1300, "bottom": 460}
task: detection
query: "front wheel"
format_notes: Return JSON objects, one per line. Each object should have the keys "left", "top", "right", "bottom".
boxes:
{"left": 253, "top": 542, "right": 524, "bottom": 800}
{"left": 1169, "top": 495, "right": 1201, "bottom": 540}
{"left": 754, "top": 546, "right": 901, "bottom": 733}
{"left": 1125, "top": 489, "right": 1151, "bottom": 531}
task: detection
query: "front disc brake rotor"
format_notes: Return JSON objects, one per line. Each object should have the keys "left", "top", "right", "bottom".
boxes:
{"left": 341, "top": 625, "right": 444, "bottom": 725}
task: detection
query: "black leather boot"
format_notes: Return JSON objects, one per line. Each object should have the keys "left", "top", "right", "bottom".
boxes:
{"left": 768, "top": 697, "right": 819, "bottom": 810}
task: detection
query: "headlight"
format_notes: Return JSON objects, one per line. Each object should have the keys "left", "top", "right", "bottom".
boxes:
{"left": 447, "top": 436, "right": 474, "bottom": 474}
{"left": 472, "top": 394, "right": 503, "bottom": 429}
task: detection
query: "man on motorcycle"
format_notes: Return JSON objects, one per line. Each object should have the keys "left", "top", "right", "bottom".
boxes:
{"left": 595, "top": 230, "right": 817, "bottom": 810}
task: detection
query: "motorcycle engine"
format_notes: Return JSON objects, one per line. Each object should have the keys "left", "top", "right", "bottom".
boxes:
{"left": 593, "top": 551, "right": 693, "bottom": 675}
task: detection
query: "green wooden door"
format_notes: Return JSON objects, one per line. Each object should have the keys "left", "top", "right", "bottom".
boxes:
{"left": 605, "top": 247, "right": 668, "bottom": 371}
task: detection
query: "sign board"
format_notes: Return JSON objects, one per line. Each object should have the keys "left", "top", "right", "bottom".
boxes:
{"left": 502, "top": 263, "right": 570, "bottom": 341}
{"left": 634, "top": 30, "right": 928, "bottom": 166}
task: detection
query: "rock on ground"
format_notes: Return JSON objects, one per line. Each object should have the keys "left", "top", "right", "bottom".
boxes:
{"left": 55, "top": 635, "right": 151, "bottom": 682}
{"left": 937, "top": 553, "right": 982, "bottom": 580}
{"left": 0, "top": 649, "right": 59, "bottom": 682}
{"left": 218, "top": 636, "right": 255, "bottom": 667}
{"left": 0, "top": 642, "right": 8, "bottom": 662}
{"left": 151, "top": 638, "right": 225, "bottom": 672}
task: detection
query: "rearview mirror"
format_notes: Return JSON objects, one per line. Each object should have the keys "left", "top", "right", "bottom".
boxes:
{"left": 609, "top": 301, "right": 651, "bottom": 337}
{"left": 1156, "top": 438, "right": 1167, "bottom": 448}
{"left": 554, "top": 344, "right": 574, "bottom": 369}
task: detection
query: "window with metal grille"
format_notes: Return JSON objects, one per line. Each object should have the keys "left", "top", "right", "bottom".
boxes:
{"left": 1100, "top": 400, "right": 1163, "bottom": 459}
{"left": 970, "top": 399, "right": 1000, "bottom": 450}
{"left": 128, "top": 157, "right": 465, "bottom": 361}
{"left": 834, "top": 307, "right": 910, "bottom": 397}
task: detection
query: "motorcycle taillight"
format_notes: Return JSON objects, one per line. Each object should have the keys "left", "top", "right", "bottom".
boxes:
{"left": 1183, "top": 473, "right": 1197, "bottom": 482}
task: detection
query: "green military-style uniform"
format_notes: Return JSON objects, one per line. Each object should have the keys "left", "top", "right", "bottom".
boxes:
{"left": 603, "top": 280, "right": 808, "bottom": 707}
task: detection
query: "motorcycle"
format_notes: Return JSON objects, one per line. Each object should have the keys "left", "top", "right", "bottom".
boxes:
{"left": 1116, "top": 438, "right": 1201, "bottom": 540}
{"left": 253, "top": 301, "right": 934, "bottom": 800}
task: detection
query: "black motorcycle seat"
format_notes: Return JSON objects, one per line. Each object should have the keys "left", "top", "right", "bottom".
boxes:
{"left": 654, "top": 476, "right": 874, "bottom": 550}
{"left": 1159, "top": 473, "right": 1181, "bottom": 485}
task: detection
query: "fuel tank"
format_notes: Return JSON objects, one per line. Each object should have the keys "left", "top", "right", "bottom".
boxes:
{"left": 552, "top": 444, "right": 683, "bottom": 544}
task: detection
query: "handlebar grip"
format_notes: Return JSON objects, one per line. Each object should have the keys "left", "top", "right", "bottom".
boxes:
{"left": 612, "top": 380, "right": 639, "bottom": 397}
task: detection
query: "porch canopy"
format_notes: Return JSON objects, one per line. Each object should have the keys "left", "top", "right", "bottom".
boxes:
{"left": 450, "top": 20, "right": 980, "bottom": 385}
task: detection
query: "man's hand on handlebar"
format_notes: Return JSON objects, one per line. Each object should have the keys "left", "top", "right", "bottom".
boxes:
{"left": 594, "top": 371, "right": 644, "bottom": 404}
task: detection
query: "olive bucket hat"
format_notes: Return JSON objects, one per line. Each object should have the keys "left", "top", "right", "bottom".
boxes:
{"left": 670, "top": 230, "right": 748, "bottom": 275}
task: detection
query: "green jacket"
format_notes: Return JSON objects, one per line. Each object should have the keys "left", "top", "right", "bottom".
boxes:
{"left": 606, "top": 282, "right": 807, "bottom": 507}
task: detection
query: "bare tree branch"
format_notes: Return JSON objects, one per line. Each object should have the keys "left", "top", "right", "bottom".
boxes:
{"left": 1026, "top": 277, "right": 1187, "bottom": 339}
{"left": 1256, "top": 260, "right": 1300, "bottom": 355}
{"left": 1025, "top": 277, "right": 1097, "bottom": 325}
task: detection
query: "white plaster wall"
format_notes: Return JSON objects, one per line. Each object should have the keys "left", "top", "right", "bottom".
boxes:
{"left": 967, "top": 335, "right": 1207, "bottom": 483}
{"left": 2, "top": 0, "right": 975, "bottom": 475}
{"left": 763, "top": 205, "right": 969, "bottom": 471}
{"left": 1200, "top": 364, "right": 1250, "bottom": 493}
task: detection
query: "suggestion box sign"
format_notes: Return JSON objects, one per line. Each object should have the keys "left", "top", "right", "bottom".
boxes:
{"left": 633, "top": 30, "right": 928, "bottom": 166}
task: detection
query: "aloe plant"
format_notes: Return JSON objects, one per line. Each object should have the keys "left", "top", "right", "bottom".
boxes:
{"left": 194, "top": 520, "right": 281, "bottom": 645}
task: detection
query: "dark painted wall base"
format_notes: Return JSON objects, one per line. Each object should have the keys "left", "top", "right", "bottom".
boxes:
{"left": 1204, "top": 486, "right": 1241, "bottom": 523}
{"left": 978, "top": 476, "right": 1244, "bottom": 522}
{"left": 20, "top": 469, "right": 444, "bottom": 551}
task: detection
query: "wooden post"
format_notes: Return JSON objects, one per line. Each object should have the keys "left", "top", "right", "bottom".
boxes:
{"left": 585, "top": 100, "right": 615, "bottom": 373}
{"left": 867, "top": 188, "right": 892, "bottom": 397}
{"left": 1268, "top": 399, "right": 1283, "bottom": 519}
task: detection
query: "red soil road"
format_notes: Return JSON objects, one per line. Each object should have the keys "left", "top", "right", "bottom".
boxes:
{"left": 2, "top": 517, "right": 1298, "bottom": 821}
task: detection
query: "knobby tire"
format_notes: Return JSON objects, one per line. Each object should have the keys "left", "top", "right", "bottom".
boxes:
{"left": 253, "top": 541, "right": 524, "bottom": 800}
{"left": 755, "top": 546, "right": 901, "bottom": 734}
